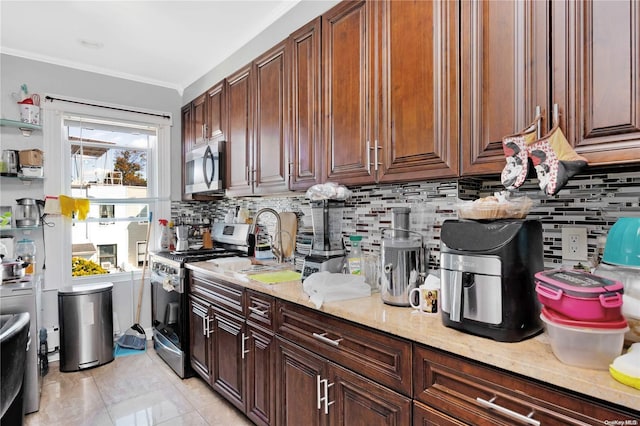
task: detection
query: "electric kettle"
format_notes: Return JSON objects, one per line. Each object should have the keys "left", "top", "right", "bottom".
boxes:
{"left": 15, "top": 198, "right": 43, "bottom": 228}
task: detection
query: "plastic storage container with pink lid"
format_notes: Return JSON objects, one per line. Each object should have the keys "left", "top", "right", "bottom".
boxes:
{"left": 535, "top": 269, "right": 623, "bottom": 321}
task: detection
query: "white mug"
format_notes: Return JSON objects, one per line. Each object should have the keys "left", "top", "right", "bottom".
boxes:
{"left": 409, "top": 276, "right": 440, "bottom": 314}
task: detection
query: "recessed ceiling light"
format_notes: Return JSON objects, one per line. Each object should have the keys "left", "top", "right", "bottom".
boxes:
{"left": 78, "top": 39, "right": 104, "bottom": 49}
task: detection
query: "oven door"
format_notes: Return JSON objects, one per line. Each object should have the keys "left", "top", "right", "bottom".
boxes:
{"left": 150, "top": 270, "right": 189, "bottom": 377}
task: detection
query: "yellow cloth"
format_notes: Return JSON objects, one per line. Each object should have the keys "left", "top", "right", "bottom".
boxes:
{"left": 58, "top": 195, "right": 90, "bottom": 220}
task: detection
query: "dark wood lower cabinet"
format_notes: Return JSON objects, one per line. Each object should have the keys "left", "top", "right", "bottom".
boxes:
{"left": 246, "top": 323, "right": 275, "bottom": 426}
{"left": 211, "top": 307, "right": 245, "bottom": 411}
{"left": 189, "top": 272, "right": 276, "bottom": 426}
{"left": 413, "top": 344, "right": 638, "bottom": 425}
{"left": 188, "top": 295, "right": 212, "bottom": 382}
{"left": 190, "top": 271, "right": 636, "bottom": 426}
{"left": 275, "top": 336, "right": 411, "bottom": 426}
{"left": 275, "top": 336, "right": 328, "bottom": 426}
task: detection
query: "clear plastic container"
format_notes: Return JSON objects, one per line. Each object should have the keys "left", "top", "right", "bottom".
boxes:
{"left": 15, "top": 238, "right": 36, "bottom": 274}
{"left": 540, "top": 308, "right": 628, "bottom": 370}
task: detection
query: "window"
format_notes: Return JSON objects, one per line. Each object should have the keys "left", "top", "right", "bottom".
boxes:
{"left": 67, "top": 117, "right": 153, "bottom": 274}
{"left": 42, "top": 96, "right": 172, "bottom": 283}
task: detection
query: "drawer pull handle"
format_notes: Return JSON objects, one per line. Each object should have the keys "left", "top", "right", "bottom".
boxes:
{"left": 249, "top": 306, "right": 268, "bottom": 316}
{"left": 476, "top": 397, "right": 540, "bottom": 426}
{"left": 312, "top": 332, "right": 343, "bottom": 346}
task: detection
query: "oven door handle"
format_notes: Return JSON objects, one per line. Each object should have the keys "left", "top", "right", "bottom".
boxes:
{"left": 154, "top": 331, "right": 182, "bottom": 356}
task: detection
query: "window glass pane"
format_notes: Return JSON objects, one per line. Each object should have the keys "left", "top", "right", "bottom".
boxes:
{"left": 65, "top": 115, "right": 156, "bottom": 277}
{"left": 67, "top": 118, "right": 153, "bottom": 198}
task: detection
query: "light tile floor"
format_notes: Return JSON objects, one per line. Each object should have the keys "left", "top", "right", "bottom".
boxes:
{"left": 25, "top": 343, "right": 253, "bottom": 426}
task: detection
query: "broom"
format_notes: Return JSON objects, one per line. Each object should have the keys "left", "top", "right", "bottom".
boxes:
{"left": 117, "top": 211, "right": 152, "bottom": 350}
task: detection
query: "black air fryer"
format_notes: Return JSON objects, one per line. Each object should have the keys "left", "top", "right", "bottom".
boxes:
{"left": 439, "top": 219, "right": 544, "bottom": 342}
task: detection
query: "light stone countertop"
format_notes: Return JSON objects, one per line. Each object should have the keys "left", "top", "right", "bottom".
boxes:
{"left": 186, "top": 261, "right": 640, "bottom": 412}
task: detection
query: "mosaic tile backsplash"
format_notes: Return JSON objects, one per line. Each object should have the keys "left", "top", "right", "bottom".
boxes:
{"left": 173, "top": 166, "right": 640, "bottom": 271}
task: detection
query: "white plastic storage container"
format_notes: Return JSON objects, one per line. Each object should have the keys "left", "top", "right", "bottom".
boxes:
{"left": 540, "top": 307, "right": 628, "bottom": 370}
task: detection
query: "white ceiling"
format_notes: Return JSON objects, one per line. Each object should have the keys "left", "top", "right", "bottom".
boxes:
{"left": 1, "top": 0, "right": 301, "bottom": 94}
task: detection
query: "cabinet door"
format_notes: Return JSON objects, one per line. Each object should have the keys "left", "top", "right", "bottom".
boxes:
{"left": 275, "top": 336, "right": 328, "bottom": 426}
{"left": 328, "top": 362, "right": 411, "bottom": 426}
{"left": 289, "top": 17, "right": 323, "bottom": 191}
{"left": 189, "top": 295, "right": 212, "bottom": 382}
{"left": 322, "top": 0, "right": 374, "bottom": 185}
{"left": 211, "top": 308, "right": 246, "bottom": 412}
{"left": 226, "top": 64, "right": 254, "bottom": 195}
{"left": 206, "top": 82, "right": 226, "bottom": 143}
{"left": 376, "top": 0, "right": 460, "bottom": 182}
{"left": 193, "top": 93, "right": 207, "bottom": 147}
{"left": 181, "top": 103, "right": 194, "bottom": 201}
{"left": 552, "top": 0, "right": 640, "bottom": 165}
{"left": 254, "top": 41, "right": 289, "bottom": 195}
{"left": 460, "top": 0, "right": 549, "bottom": 176}
{"left": 246, "top": 324, "right": 275, "bottom": 426}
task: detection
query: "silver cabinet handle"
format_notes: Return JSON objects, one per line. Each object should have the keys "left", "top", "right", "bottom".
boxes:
{"left": 374, "top": 139, "right": 381, "bottom": 171}
{"left": 312, "top": 332, "right": 342, "bottom": 346}
{"left": 316, "top": 375, "right": 323, "bottom": 410}
{"left": 249, "top": 306, "right": 268, "bottom": 316}
{"left": 317, "top": 377, "right": 334, "bottom": 414}
{"left": 205, "top": 316, "right": 213, "bottom": 337}
{"left": 241, "top": 332, "right": 250, "bottom": 359}
{"left": 476, "top": 397, "right": 540, "bottom": 426}
{"left": 366, "top": 140, "right": 371, "bottom": 173}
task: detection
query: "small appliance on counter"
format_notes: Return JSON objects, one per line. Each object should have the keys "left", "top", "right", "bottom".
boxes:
{"left": 14, "top": 198, "right": 43, "bottom": 228}
{"left": 380, "top": 207, "right": 426, "bottom": 306}
{"left": 440, "top": 219, "right": 544, "bottom": 342}
{"left": 301, "top": 200, "right": 346, "bottom": 280}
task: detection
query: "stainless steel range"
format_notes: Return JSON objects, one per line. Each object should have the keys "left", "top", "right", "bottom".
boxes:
{"left": 150, "top": 222, "right": 252, "bottom": 378}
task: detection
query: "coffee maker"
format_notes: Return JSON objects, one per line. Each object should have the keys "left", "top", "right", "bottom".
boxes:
{"left": 440, "top": 219, "right": 544, "bottom": 342}
{"left": 380, "top": 207, "right": 426, "bottom": 306}
{"left": 301, "top": 200, "right": 346, "bottom": 280}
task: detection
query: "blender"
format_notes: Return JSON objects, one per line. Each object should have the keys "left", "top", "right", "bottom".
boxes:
{"left": 301, "top": 200, "right": 346, "bottom": 280}
{"left": 380, "top": 207, "right": 426, "bottom": 306}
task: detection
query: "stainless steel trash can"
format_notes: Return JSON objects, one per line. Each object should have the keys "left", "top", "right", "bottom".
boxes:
{"left": 58, "top": 282, "right": 114, "bottom": 371}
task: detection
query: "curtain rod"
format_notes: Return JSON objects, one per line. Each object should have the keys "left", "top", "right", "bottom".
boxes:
{"left": 44, "top": 95, "right": 171, "bottom": 120}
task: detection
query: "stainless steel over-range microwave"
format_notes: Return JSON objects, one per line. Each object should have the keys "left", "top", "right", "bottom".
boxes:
{"left": 184, "top": 141, "right": 225, "bottom": 195}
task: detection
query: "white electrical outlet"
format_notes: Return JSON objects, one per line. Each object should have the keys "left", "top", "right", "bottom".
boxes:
{"left": 561, "top": 227, "right": 588, "bottom": 261}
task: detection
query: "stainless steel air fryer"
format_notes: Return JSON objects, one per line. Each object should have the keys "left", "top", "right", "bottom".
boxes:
{"left": 440, "top": 219, "right": 543, "bottom": 342}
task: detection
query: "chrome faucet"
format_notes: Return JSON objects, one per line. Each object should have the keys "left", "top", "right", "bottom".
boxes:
{"left": 252, "top": 208, "right": 283, "bottom": 263}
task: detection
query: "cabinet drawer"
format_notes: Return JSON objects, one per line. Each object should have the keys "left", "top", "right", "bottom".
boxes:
{"left": 190, "top": 271, "right": 244, "bottom": 316}
{"left": 414, "top": 344, "right": 637, "bottom": 425}
{"left": 277, "top": 300, "right": 411, "bottom": 396}
{"left": 246, "top": 290, "right": 275, "bottom": 331}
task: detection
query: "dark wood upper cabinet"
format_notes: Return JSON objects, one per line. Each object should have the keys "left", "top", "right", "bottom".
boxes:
{"left": 322, "top": 0, "right": 374, "bottom": 185}
{"left": 206, "top": 82, "right": 226, "bottom": 144}
{"left": 375, "top": 0, "right": 460, "bottom": 182}
{"left": 552, "top": 0, "right": 640, "bottom": 166}
{"left": 253, "top": 41, "right": 289, "bottom": 195}
{"left": 225, "top": 64, "right": 253, "bottom": 195}
{"left": 192, "top": 92, "right": 207, "bottom": 148}
{"left": 460, "top": 0, "right": 550, "bottom": 176}
{"left": 289, "top": 17, "right": 323, "bottom": 191}
{"left": 225, "top": 42, "right": 289, "bottom": 196}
